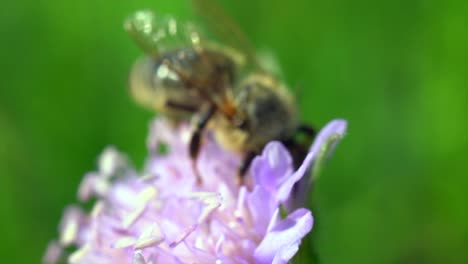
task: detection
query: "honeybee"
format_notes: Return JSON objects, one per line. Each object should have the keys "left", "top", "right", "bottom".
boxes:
{"left": 126, "top": 10, "right": 242, "bottom": 122}
{"left": 125, "top": 1, "right": 315, "bottom": 182}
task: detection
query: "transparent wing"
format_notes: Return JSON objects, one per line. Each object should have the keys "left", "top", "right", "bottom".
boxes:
{"left": 191, "top": 0, "right": 262, "bottom": 70}
{"left": 124, "top": 10, "right": 205, "bottom": 57}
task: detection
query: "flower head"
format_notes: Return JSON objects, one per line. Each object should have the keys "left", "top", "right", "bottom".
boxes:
{"left": 44, "top": 117, "right": 346, "bottom": 264}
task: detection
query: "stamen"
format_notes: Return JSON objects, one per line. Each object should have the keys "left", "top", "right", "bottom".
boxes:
{"left": 112, "top": 237, "right": 137, "bottom": 249}
{"left": 135, "top": 223, "right": 164, "bottom": 249}
{"left": 122, "top": 187, "right": 158, "bottom": 229}
{"left": 68, "top": 244, "right": 91, "bottom": 263}
{"left": 169, "top": 224, "right": 198, "bottom": 248}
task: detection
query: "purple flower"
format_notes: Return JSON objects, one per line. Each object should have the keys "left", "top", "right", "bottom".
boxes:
{"left": 44, "top": 117, "right": 346, "bottom": 264}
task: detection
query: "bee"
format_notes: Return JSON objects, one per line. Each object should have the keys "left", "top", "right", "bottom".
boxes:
{"left": 125, "top": 1, "right": 315, "bottom": 182}
{"left": 126, "top": 10, "right": 242, "bottom": 123}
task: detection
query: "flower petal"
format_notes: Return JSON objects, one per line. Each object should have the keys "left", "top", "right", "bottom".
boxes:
{"left": 59, "top": 206, "right": 87, "bottom": 246}
{"left": 276, "top": 152, "right": 313, "bottom": 204}
{"left": 254, "top": 208, "right": 313, "bottom": 264}
{"left": 247, "top": 186, "right": 276, "bottom": 235}
{"left": 308, "top": 119, "right": 347, "bottom": 181}
{"left": 42, "top": 241, "right": 62, "bottom": 264}
{"left": 98, "top": 146, "right": 129, "bottom": 178}
{"left": 286, "top": 119, "right": 347, "bottom": 210}
{"left": 251, "top": 142, "right": 293, "bottom": 193}
{"left": 309, "top": 119, "right": 347, "bottom": 155}
{"left": 133, "top": 251, "right": 147, "bottom": 264}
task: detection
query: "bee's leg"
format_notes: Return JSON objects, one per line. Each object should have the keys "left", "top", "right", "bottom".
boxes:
{"left": 282, "top": 123, "right": 316, "bottom": 170}
{"left": 280, "top": 123, "right": 316, "bottom": 173}
{"left": 189, "top": 105, "right": 217, "bottom": 184}
{"left": 281, "top": 139, "right": 306, "bottom": 169}
{"left": 237, "top": 151, "right": 257, "bottom": 185}
{"left": 297, "top": 124, "right": 316, "bottom": 139}
{"left": 165, "top": 100, "right": 198, "bottom": 113}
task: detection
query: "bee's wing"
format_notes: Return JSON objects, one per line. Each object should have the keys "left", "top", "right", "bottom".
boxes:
{"left": 191, "top": 0, "right": 262, "bottom": 71}
{"left": 125, "top": 10, "right": 205, "bottom": 57}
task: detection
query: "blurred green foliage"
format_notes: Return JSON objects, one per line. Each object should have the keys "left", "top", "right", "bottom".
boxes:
{"left": 1, "top": 0, "right": 468, "bottom": 263}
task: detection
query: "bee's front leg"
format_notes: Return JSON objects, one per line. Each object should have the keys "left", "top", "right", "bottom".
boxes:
{"left": 189, "top": 104, "right": 216, "bottom": 184}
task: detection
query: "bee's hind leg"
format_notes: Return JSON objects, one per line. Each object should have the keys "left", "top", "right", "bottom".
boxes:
{"left": 189, "top": 104, "right": 216, "bottom": 184}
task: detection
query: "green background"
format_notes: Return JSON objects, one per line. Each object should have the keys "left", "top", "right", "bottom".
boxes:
{"left": 1, "top": 0, "right": 467, "bottom": 263}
